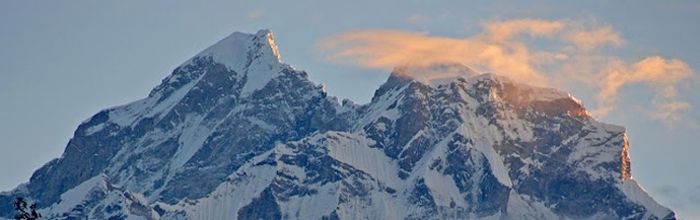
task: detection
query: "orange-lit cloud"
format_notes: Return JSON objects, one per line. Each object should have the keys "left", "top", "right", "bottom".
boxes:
{"left": 406, "top": 14, "right": 427, "bottom": 25}
{"left": 317, "top": 21, "right": 552, "bottom": 85}
{"left": 483, "top": 18, "right": 565, "bottom": 42}
{"left": 317, "top": 18, "right": 695, "bottom": 124}
{"left": 594, "top": 56, "right": 694, "bottom": 123}
{"left": 564, "top": 25, "right": 623, "bottom": 50}
{"left": 248, "top": 9, "right": 265, "bottom": 20}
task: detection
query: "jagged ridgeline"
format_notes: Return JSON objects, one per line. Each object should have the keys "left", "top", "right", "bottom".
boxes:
{"left": 0, "top": 30, "right": 675, "bottom": 220}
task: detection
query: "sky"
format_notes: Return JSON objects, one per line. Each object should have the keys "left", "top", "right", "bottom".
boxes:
{"left": 1, "top": 0, "right": 699, "bottom": 218}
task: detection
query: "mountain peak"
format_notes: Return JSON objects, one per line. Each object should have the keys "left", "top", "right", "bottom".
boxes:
{"left": 179, "top": 29, "right": 285, "bottom": 95}
{"left": 391, "top": 62, "right": 479, "bottom": 87}
{"left": 375, "top": 63, "right": 588, "bottom": 118}
{"left": 189, "top": 29, "right": 282, "bottom": 74}
{"left": 385, "top": 62, "right": 578, "bottom": 105}
{"left": 253, "top": 29, "right": 282, "bottom": 63}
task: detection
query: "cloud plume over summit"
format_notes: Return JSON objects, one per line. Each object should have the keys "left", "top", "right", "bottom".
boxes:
{"left": 317, "top": 18, "right": 695, "bottom": 123}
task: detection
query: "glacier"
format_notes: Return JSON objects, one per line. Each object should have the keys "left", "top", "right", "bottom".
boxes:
{"left": 0, "top": 29, "right": 675, "bottom": 220}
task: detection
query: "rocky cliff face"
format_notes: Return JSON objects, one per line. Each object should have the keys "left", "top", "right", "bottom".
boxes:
{"left": 0, "top": 30, "right": 674, "bottom": 220}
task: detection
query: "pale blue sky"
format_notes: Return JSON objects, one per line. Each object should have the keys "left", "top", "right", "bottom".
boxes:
{"left": 1, "top": 0, "right": 699, "bottom": 218}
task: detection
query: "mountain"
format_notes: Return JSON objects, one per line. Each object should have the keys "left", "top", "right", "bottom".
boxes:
{"left": 0, "top": 29, "right": 675, "bottom": 220}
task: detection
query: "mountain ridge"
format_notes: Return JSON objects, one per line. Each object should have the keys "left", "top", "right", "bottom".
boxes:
{"left": 1, "top": 29, "right": 674, "bottom": 220}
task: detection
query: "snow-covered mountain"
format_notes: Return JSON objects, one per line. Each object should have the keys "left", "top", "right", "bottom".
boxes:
{"left": 0, "top": 30, "right": 675, "bottom": 220}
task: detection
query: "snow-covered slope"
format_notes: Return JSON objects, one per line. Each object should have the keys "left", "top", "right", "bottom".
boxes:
{"left": 0, "top": 30, "right": 675, "bottom": 220}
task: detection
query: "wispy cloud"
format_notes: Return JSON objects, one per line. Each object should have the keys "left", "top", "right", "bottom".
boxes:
{"left": 564, "top": 25, "right": 623, "bottom": 50}
{"left": 483, "top": 18, "right": 565, "bottom": 42}
{"left": 247, "top": 9, "right": 265, "bottom": 20}
{"left": 594, "top": 56, "right": 693, "bottom": 123}
{"left": 317, "top": 19, "right": 562, "bottom": 86}
{"left": 316, "top": 18, "right": 695, "bottom": 124}
{"left": 406, "top": 14, "right": 427, "bottom": 25}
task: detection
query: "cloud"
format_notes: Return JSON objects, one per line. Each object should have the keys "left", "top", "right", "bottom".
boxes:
{"left": 316, "top": 20, "right": 555, "bottom": 86}
{"left": 564, "top": 25, "right": 623, "bottom": 50}
{"left": 317, "top": 18, "right": 695, "bottom": 123}
{"left": 594, "top": 56, "right": 694, "bottom": 123}
{"left": 406, "top": 14, "right": 427, "bottom": 25}
{"left": 483, "top": 18, "right": 565, "bottom": 42}
{"left": 248, "top": 9, "right": 265, "bottom": 20}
